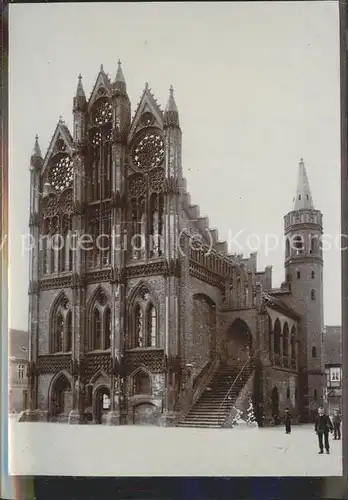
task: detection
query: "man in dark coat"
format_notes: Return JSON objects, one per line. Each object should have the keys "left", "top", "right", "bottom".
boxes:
{"left": 332, "top": 409, "right": 341, "bottom": 440}
{"left": 284, "top": 408, "right": 291, "bottom": 434}
{"left": 315, "top": 407, "right": 333, "bottom": 454}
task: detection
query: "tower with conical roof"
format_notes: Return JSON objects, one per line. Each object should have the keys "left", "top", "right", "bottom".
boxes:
{"left": 284, "top": 158, "right": 325, "bottom": 422}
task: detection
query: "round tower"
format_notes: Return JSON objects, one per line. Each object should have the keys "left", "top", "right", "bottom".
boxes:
{"left": 284, "top": 158, "right": 325, "bottom": 421}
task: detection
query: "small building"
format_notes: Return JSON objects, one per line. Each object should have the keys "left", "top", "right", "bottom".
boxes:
{"left": 324, "top": 326, "right": 342, "bottom": 416}
{"left": 9, "top": 329, "right": 29, "bottom": 413}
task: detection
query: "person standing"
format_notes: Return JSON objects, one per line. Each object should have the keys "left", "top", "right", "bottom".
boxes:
{"left": 284, "top": 408, "right": 292, "bottom": 434}
{"left": 314, "top": 407, "right": 333, "bottom": 454}
{"left": 332, "top": 409, "right": 341, "bottom": 440}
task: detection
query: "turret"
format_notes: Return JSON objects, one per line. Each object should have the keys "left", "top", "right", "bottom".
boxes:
{"left": 112, "top": 60, "right": 131, "bottom": 136}
{"left": 73, "top": 74, "right": 87, "bottom": 143}
{"left": 29, "top": 135, "right": 43, "bottom": 217}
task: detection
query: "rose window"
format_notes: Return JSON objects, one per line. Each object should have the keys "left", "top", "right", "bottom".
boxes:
{"left": 131, "top": 131, "right": 164, "bottom": 171}
{"left": 93, "top": 100, "right": 112, "bottom": 126}
{"left": 48, "top": 155, "right": 73, "bottom": 192}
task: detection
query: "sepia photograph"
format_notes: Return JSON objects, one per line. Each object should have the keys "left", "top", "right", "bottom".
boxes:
{"left": 7, "top": 1, "right": 343, "bottom": 479}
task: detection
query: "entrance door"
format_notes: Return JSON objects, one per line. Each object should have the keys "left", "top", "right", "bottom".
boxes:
{"left": 226, "top": 319, "right": 252, "bottom": 366}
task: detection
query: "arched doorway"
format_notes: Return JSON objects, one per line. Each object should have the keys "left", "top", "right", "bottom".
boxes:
{"left": 50, "top": 373, "right": 72, "bottom": 420}
{"left": 133, "top": 403, "right": 157, "bottom": 425}
{"left": 94, "top": 386, "right": 111, "bottom": 424}
{"left": 271, "top": 386, "right": 279, "bottom": 423}
{"left": 226, "top": 318, "right": 252, "bottom": 365}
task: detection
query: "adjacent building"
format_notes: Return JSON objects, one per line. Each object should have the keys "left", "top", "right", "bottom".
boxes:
{"left": 324, "top": 326, "right": 342, "bottom": 416}
{"left": 9, "top": 329, "right": 29, "bottom": 413}
{"left": 22, "top": 63, "right": 325, "bottom": 426}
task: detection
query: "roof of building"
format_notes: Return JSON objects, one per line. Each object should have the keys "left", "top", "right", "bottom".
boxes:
{"left": 263, "top": 291, "right": 301, "bottom": 321}
{"left": 9, "top": 329, "right": 29, "bottom": 361}
{"left": 324, "top": 326, "right": 342, "bottom": 365}
{"left": 293, "top": 158, "right": 314, "bottom": 210}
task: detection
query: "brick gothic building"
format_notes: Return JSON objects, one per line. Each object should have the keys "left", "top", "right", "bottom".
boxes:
{"left": 22, "top": 63, "right": 325, "bottom": 426}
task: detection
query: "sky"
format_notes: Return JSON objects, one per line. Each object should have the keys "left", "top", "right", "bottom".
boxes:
{"left": 8, "top": 1, "right": 341, "bottom": 330}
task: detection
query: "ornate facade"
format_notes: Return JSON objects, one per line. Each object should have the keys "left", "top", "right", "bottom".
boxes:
{"left": 22, "top": 62, "right": 325, "bottom": 426}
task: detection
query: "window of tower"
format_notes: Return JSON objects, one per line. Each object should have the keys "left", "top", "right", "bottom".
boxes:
{"left": 286, "top": 387, "right": 290, "bottom": 399}
{"left": 312, "top": 346, "right": 317, "bottom": 358}
{"left": 311, "top": 289, "right": 316, "bottom": 301}
{"left": 314, "top": 389, "right": 317, "bottom": 401}
{"left": 311, "top": 271, "right": 315, "bottom": 279}
{"left": 292, "top": 235, "right": 304, "bottom": 254}
{"left": 296, "top": 271, "right": 300, "bottom": 279}
{"left": 298, "top": 195, "right": 301, "bottom": 200}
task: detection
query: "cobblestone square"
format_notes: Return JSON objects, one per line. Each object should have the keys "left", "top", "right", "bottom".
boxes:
{"left": 9, "top": 420, "right": 342, "bottom": 476}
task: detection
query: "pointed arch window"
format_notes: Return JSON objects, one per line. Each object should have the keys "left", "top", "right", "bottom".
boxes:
{"left": 93, "top": 309, "right": 102, "bottom": 350}
{"left": 55, "top": 312, "right": 65, "bottom": 352}
{"left": 312, "top": 346, "right": 317, "bottom": 358}
{"left": 149, "top": 193, "right": 164, "bottom": 258}
{"left": 147, "top": 304, "right": 157, "bottom": 347}
{"left": 104, "top": 307, "right": 111, "bottom": 350}
{"left": 311, "top": 289, "right": 316, "bottom": 301}
{"left": 311, "top": 271, "right": 315, "bottom": 279}
{"left": 133, "top": 371, "right": 151, "bottom": 395}
{"left": 310, "top": 236, "right": 318, "bottom": 254}
{"left": 66, "top": 310, "right": 72, "bottom": 352}
{"left": 134, "top": 304, "right": 144, "bottom": 347}
{"left": 292, "top": 235, "right": 304, "bottom": 255}
{"left": 273, "top": 318, "right": 281, "bottom": 365}
{"left": 50, "top": 295, "right": 72, "bottom": 354}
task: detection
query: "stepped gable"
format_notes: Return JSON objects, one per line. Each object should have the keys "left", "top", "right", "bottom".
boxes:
{"left": 263, "top": 291, "right": 300, "bottom": 320}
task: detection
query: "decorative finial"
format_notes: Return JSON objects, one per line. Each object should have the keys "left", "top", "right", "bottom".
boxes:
{"left": 100, "top": 64, "right": 104, "bottom": 72}
{"left": 170, "top": 85, "right": 174, "bottom": 96}
{"left": 59, "top": 115, "right": 63, "bottom": 123}
{"left": 300, "top": 157, "right": 304, "bottom": 163}
{"left": 118, "top": 59, "right": 121, "bottom": 67}
{"left": 78, "top": 73, "right": 82, "bottom": 80}
{"left": 145, "top": 82, "right": 149, "bottom": 90}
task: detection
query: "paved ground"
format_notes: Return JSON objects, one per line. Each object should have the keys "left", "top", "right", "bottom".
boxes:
{"left": 8, "top": 418, "right": 342, "bottom": 476}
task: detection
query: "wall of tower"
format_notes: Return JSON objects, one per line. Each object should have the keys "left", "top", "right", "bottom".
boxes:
{"left": 283, "top": 210, "right": 325, "bottom": 415}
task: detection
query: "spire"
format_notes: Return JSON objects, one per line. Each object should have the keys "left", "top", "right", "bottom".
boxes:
{"left": 292, "top": 158, "right": 314, "bottom": 210}
{"left": 32, "top": 134, "right": 42, "bottom": 158}
{"left": 73, "top": 74, "right": 86, "bottom": 111}
{"left": 113, "top": 59, "right": 127, "bottom": 94}
{"left": 164, "top": 85, "right": 180, "bottom": 128}
{"left": 30, "top": 134, "right": 43, "bottom": 170}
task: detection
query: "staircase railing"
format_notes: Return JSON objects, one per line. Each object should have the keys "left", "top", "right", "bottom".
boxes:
{"left": 191, "top": 356, "right": 220, "bottom": 408}
{"left": 217, "top": 353, "right": 256, "bottom": 427}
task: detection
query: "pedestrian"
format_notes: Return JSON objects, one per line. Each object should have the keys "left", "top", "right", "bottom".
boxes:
{"left": 314, "top": 407, "right": 333, "bottom": 454}
{"left": 284, "top": 407, "right": 291, "bottom": 434}
{"left": 332, "top": 408, "right": 341, "bottom": 440}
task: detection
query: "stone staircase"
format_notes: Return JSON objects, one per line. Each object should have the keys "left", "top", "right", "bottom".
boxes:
{"left": 177, "top": 360, "right": 254, "bottom": 428}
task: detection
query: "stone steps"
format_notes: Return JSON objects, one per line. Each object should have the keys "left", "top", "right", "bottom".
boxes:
{"left": 177, "top": 362, "right": 254, "bottom": 428}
